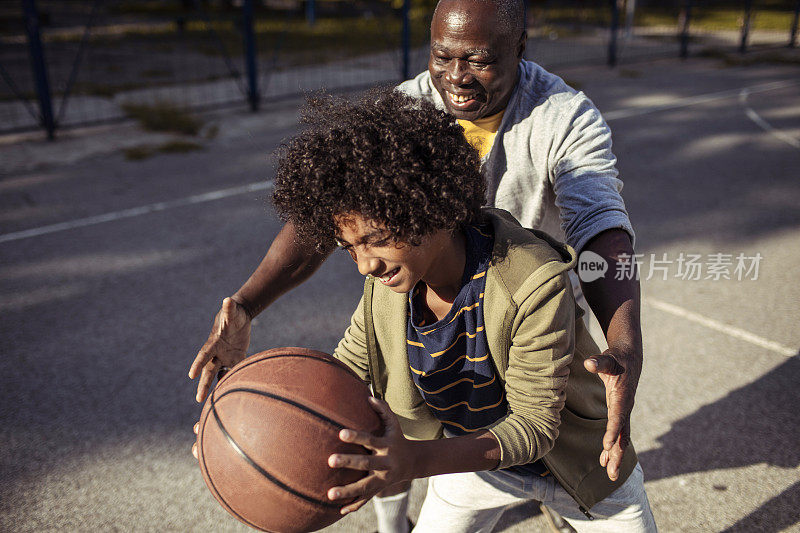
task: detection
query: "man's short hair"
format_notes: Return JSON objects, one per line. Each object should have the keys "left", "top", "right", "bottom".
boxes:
{"left": 433, "top": 0, "right": 526, "bottom": 38}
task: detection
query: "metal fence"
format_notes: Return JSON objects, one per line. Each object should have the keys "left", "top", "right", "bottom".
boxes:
{"left": 2, "top": 0, "right": 798, "bottom": 138}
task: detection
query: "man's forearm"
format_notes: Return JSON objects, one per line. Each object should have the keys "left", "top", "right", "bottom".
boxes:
{"left": 579, "top": 228, "right": 643, "bottom": 375}
{"left": 232, "top": 221, "right": 331, "bottom": 318}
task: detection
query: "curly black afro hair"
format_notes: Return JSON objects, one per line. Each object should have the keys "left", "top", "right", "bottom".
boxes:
{"left": 272, "top": 88, "right": 485, "bottom": 251}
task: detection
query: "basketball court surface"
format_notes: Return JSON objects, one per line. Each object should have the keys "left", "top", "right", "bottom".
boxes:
{"left": 1, "top": 55, "right": 798, "bottom": 532}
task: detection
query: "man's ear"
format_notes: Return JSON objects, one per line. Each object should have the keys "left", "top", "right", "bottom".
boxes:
{"left": 516, "top": 30, "right": 527, "bottom": 59}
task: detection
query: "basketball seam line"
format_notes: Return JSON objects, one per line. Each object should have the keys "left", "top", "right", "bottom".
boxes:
{"left": 210, "top": 387, "right": 347, "bottom": 510}
{"left": 199, "top": 408, "right": 266, "bottom": 531}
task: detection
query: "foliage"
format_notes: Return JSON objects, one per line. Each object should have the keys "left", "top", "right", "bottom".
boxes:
{"left": 121, "top": 102, "right": 204, "bottom": 135}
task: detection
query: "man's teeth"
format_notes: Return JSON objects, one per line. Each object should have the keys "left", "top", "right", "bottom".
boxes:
{"left": 449, "top": 93, "right": 472, "bottom": 103}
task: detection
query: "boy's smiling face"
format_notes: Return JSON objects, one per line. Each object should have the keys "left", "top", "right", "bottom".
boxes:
{"left": 334, "top": 213, "right": 457, "bottom": 295}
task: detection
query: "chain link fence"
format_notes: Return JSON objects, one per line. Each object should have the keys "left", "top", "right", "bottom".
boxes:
{"left": 2, "top": 0, "right": 798, "bottom": 138}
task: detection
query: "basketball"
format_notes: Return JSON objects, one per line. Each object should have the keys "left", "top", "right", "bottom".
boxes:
{"left": 196, "top": 347, "right": 383, "bottom": 533}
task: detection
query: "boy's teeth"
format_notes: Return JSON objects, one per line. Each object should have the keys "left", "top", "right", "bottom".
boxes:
{"left": 450, "top": 93, "right": 470, "bottom": 103}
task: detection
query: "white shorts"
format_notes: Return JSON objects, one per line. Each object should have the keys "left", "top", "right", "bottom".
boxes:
{"left": 413, "top": 462, "right": 657, "bottom": 533}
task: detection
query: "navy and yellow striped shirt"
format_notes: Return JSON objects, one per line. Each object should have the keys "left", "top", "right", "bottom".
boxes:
{"left": 407, "top": 225, "right": 549, "bottom": 477}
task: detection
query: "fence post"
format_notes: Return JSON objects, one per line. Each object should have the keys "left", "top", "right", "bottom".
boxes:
{"left": 21, "top": 0, "right": 55, "bottom": 140}
{"left": 401, "top": 0, "right": 410, "bottom": 80}
{"left": 739, "top": 0, "right": 752, "bottom": 54}
{"left": 305, "top": 0, "right": 315, "bottom": 27}
{"left": 625, "top": 0, "right": 637, "bottom": 38}
{"left": 242, "top": 0, "right": 259, "bottom": 111}
{"left": 790, "top": 0, "right": 799, "bottom": 47}
{"left": 679, "top": 0, "right": 692, "bottom": 59}
{"left": 608, "top": 0, "right": 620, "bottom": 67}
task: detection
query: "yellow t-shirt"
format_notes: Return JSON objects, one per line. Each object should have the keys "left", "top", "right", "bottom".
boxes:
{"left": 457, "top": 110, "right": 505, "bottom": 160}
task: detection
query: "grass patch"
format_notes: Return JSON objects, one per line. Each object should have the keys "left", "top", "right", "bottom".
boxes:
{"left": 158, "top": 139, "right": 204, "bottom": 154}
{"left": 203, "top": 124, "right": 220, "bottom": 140}
{"left": 618, "top": 68, "right": 643, "bottom": 78}
{"left": 121, "top": 101, "right": 203, "bottom": 135}
{"left": 123, "top": 139, "right": 204, "bottom": 161}
{"left": 42, "top": 9, "right": 432, "bottom": 67}
{"left": 141, "top": 68, "right": 172, "bottom": 78}
{"left": 699, "top": 47, "right": 800, "bottom": 66}
{"left": 123, "top": 145, "right": 156, "bottom": 161}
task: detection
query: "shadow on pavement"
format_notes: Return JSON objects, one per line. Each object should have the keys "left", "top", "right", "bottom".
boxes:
{"left": 639, "top": 353, "right": 800, "bottom": 481}
{"left": 489, "top": 353, "right": 800, "bottom": 532}
{"left": 720, "top": 479, "right": 800, "bottom": 532}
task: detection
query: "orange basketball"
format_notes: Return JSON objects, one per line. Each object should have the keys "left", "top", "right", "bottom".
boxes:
{"left": 196, "top": 347, "right": 382, "bottom": 532}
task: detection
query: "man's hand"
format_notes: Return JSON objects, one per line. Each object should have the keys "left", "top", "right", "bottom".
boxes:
{"left": 579, "top": 228, "right": 643, "bottom": 482}
{"left": 189, "top": 297, "right": 252, "bottom": 403}
{"left": 584, "top": 347, "right": 639, "bottom": 482}
{"left": 326, "top": 397, "right": 417, "bottom": 515}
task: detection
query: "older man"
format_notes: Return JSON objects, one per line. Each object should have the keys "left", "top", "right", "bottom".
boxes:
{"left": 190, "top": 0, "right": 651, "bottom": 530}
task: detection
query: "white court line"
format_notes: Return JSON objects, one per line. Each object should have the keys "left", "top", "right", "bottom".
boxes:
{"left": 4, "top": 79, "right": 798, "bottom": 246}
{"left": 739, "top": 88, "right": 800, "bottom": 149}
{"left": 603, "top": 79, "right": 800, "bottom": 121}
{"left": 0, "top": 180, "right": 274, "bottom": 244}
{"left": 648, "top": 297, "right": 797, "bottom": 357}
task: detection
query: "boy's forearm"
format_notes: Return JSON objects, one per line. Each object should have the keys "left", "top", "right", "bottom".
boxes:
{"left": 232, "top": 221, "right": 331, "bottom": 318}
{"left": 409, "top": 430, "right": 501, "bottom": 479}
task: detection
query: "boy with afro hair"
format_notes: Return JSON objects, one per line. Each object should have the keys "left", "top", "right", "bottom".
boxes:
{"left": 270, "top": 89, "right": 655, "bottom": 532}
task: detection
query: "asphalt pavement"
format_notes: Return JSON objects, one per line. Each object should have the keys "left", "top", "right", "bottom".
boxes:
{"left": 1, "top": 55, "right": 799, "bottom": 532}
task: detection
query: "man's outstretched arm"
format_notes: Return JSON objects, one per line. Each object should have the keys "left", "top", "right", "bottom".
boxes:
{"left": 188, "top": 221, "right": 331, "bottom": 402}
{"left": 579, "top": 228, "right": 643, "bottom": 482}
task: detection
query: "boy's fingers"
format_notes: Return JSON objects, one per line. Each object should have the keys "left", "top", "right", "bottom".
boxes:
{"left": 328, "top": 453, "right": 386, "bottom": 472}
{"left": 340, "top": 498, "right": 370, "bottom": 515}
{"left": 192, "top": 443, "right": 198, "bottom": 460}
{"left": 193, "top": 422, "right": 199, "bottom": 435}
{"left": 339, "top": 428, "right": 379, "bottom": 449}
{"left": 328, "top": 475, "right": 378, "bottom": 502}
{"left": 368, "top": 396, "right": 401, "bottom": 436}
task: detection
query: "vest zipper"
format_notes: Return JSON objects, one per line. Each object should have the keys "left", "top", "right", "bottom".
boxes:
{"left": 541, "top": 457, "right": 594, "bottom": 520}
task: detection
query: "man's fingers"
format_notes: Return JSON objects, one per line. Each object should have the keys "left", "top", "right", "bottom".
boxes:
{"left": 192, "top": 443, "right": 198, "bottom": 460}
{"left": 603, "top": 415, "right": 625, "bottom": 451}
{"left": 584, "top": 353, "right": 624, "bottom": 376}
{"left": 218, "top": 298, "right": 233, "bottom": 333}
{"left": 193, "top": 422, "right": 199, "bottom": 435}
{"left": 606, "top": 442, "right": 624, "bottom": 481}
{"left": 188, "top": 345, "right": 212, "bottom": 379}
{"left": 601, "top": 415, "right": 629, "bottom": 481}
{"left": 196, "top": 364, "right": 219, "bottom": 403}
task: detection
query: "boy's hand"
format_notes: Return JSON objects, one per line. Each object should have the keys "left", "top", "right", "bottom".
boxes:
{"left": 326, "top": 397, "right": 417, "bottom": 514}
{"left": 584, "top": 347, "right": 640, "bottom": 482}
{"left": 189, "top": 297, "right": 252, "bottom": 403}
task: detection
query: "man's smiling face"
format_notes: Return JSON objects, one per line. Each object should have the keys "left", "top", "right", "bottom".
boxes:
{"left": 428, "top": 0, "right": 525, "bottom": 121}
